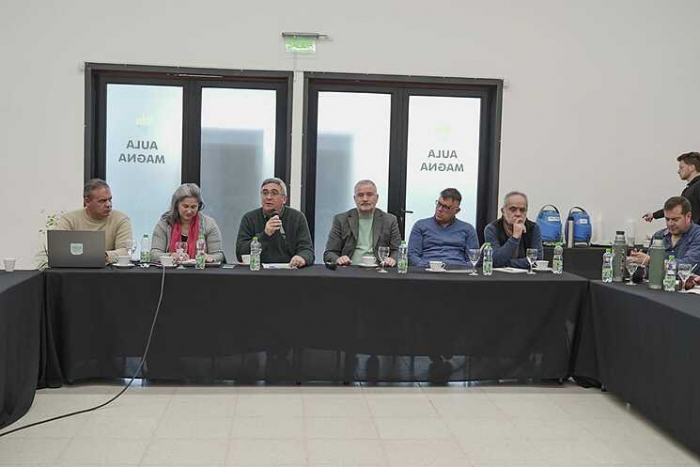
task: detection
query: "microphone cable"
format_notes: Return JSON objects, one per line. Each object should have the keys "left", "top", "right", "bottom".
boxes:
{"left": 0, "top": 264, "right": 167, "bottom": 438}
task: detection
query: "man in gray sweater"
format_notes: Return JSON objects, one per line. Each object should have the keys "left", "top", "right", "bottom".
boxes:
{"left": 236, "top": 177, "right": 315, "bottom": 267}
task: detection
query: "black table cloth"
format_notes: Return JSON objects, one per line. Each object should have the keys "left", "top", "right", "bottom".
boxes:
{"left": 543, "top": 246, "right": 606, "bottom": 280}
{"left": 43, "top": 266, "right": 588, "bottom": 385}
{"left": 580, "top": 282, "right": 700, "bottom": 458}
{"left": 0, "top": 271, "right": 43, "bottom": 429}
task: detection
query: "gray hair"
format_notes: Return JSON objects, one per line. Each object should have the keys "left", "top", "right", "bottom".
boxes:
{"left": 163, "top": 183, "right": 204, "bottom": 225}
{"left": 354, "top": 179, "right": 377, "bottom": 193}
{"left": 503, "top": 191, "right": 528, "bottom": 208}
{"left": 83, "top": 178, "right": 110, "bottom": 198}
{"left": 261, "top": 177, "right": 288, "bottom": 196}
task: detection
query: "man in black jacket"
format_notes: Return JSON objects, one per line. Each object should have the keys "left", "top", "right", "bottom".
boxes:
{"left": 644, "top": 152, "right": 700, "bottom": 224}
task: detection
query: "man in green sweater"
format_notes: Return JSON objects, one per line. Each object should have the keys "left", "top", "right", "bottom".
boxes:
{"left": 57, "top": 179, "right": 133, "bottom": 264}
{"left": 236, "top": 177, "right": 315, "bottom": 267}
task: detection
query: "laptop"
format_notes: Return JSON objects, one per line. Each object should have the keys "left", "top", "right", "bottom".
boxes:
{"left": 48, "top": 230, "right": 106, "bottom": 268}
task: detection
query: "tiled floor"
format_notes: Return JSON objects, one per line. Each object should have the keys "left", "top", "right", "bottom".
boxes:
{"left": 1, "top": 382, "right": 699, "bottom": 466}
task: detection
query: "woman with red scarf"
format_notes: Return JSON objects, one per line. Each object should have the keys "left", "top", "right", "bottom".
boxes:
{"left": 150, "top": 183, "right": 225, "bottom": 264}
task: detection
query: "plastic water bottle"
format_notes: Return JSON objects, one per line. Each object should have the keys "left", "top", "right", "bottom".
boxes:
{"left": 195, "top": 234, "right": 206, "bottom": 270}
{"left": 250, "top": 236, "right": 261, "bottom": 271}
{"left": 664, "top": 255, "right": 677, "bottom": 292}
{"left": 397, "top": 241, "right": 408, "bottom": 274}
{"left": 602, "top": 249, "right": 613, "bottom": 283}
{"left": 482, "top": 243, "right": 493, "bottom": 276}
{"left": 140, "top": 234, "right": 151, "bottom": 263}
{"left": 552, "top": 242, "right": 564, "bottom": 275}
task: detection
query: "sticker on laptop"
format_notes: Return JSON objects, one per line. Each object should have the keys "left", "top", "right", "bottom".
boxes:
{"left": 70, "top": 243, "right": 84, "bottom": 255}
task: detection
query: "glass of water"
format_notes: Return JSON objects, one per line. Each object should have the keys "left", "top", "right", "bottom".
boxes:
{"left": 377, "top": 246, "right": 390, "bottom": 273}
{"left": 625, "top": 257, "right": 639, "bottom": 285}
{"left": 175, "top": 241, "right": 188, "bottom": 265}
{"left": 526, "top": 248, "right": 538, "bottom": 275}
{"left": 125, "top": 239, "right": 137, "bottom": 260}
{"left": 677, "top": 263, "right": 693, "bottom": 293}
{"left": 468, "top": 248, "right": 480, "bottom": 276}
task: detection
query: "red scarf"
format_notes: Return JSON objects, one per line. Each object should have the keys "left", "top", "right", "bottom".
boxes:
{"left": 168, "top": 214, "right": 200, "bottom": 258}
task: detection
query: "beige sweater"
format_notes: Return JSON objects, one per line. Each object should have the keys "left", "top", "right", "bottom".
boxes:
{"left": 58, "top": 209, "right": 133, "bottom": 264}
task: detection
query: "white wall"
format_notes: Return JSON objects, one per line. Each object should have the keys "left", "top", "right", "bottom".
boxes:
{"left": 2, "top": 0, "right": 699, "bottom": 269}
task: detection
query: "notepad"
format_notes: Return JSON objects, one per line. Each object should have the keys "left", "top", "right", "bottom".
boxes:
{"left": 262, "top": 263, "right": 294, "bottom": 269}
{"left": 493, "top": 267, "right": 529, "bottom": 274}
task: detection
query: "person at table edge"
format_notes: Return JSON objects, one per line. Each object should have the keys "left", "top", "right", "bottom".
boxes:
{"left": 236, "top": 177, "right": 314, "bottom": 268}
{"left": 57, "top": 178, "right": 132, "bottom": 264}
{"left": 323, "top": 179, "right": 401, "bottom": 267}
{"left": 407, "top": 188, "right": 479, "bottom": 268}
{"left": 150, "top": 183, "right": 225, "bottom": 264}
{"left": 631, "top": 196, "right": 700, "bottom": 267}
{"left": 483, "top": 191, "right": 543, "bottom": 269}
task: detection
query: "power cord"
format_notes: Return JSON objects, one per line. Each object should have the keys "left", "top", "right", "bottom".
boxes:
{"left": 0, "top": 264, "right": 167, "bottom": 438}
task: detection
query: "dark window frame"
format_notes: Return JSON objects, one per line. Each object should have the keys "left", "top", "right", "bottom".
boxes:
{"left": 302, "top": 72, "right": 503, "bottom": 242}
{"left": 85, "top": 63, "right": 293, "bottom": 189}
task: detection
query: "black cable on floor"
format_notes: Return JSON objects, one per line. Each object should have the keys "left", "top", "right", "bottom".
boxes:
{"left": 0, "top": 264, "right": 167, "bottom": 438}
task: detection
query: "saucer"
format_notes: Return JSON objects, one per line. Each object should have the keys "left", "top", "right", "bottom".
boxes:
{"left": 113, "top": 263, "right": 134, "bottom": 268}
{"left": 358, "top": 263, "right": 378, "bottom": 268}
{"left": 158, "top": 264, "right": 178, "bottom": 268}
{"left": 425, "top": 268, "right": 447, "bottom": 273}
{"left": 533, "top": 267, "right": 552, "bottom": 272}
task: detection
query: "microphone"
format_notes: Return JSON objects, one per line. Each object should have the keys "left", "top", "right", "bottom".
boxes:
{"left": 272, "top": 211, "right": 286, "bottom": 238}
{"left": 322, "top": 250, "right": 337, "bottom": 270}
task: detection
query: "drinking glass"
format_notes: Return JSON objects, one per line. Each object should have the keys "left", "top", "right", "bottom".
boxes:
{"left": 678, "top": 263, "right": 693, "bottom": 293}
{"left": 625, "top": 258, "right": 639, "bottom": 286}
{"left": 175, "top": 241, "right": 188, "bottom": 266}
{"left": 377, "top": 246, "right": 390, "bottom": 274}
{"left": 125, "top": 239, "right": 137, "bottom": 260}
{"left": 526, "top": 248, "right": 538, "bottom": 275}
{"left": 468, "top": 248, "right": 480, "bottom": 276}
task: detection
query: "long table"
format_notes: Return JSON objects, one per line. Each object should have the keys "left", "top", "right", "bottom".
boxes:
{"left": 0, "top": 271, "right": 43, "bottom": 429}
{"left": 575, "top": 282, "right": 700, "bottom": 458}
{"left": 42, "top": 266, "right": 588, "bottom": 385}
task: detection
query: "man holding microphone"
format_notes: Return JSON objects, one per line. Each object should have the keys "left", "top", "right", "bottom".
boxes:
{"left": 236, "top": 177, "right": 315, "bottom": 268}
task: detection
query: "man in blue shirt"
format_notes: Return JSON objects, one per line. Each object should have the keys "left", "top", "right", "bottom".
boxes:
{"left": 631, "top": 196, "right": 700, "bottom": 267}
{"left": 408, "top": 188, "right": 479, "bottom": 268}
{"left": 483, "top": 191, "right": 543, "bottom": 269}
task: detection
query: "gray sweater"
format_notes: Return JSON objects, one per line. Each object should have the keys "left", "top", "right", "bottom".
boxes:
{"left": 150, "top": 213, "right": 226, "bottom": 263}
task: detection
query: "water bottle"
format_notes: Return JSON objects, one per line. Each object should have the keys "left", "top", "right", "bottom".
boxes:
{"left": 612, "top": 231, "right": 626, "bottom": 282}
{"left": 552, "top": 242, "right": 564, "bottom": 275}
{"left": 482, "top": 242, "right": 493, "bottom": 276}
{"left": 250, "top": 236, "right": 261, "bottom": 271}
{"left": 664, "top": 255, "right": 677, "bottom": 292}
{"left": 647, "top": 238, "right": 665, "bottom": 290}
{"left": 602, "top": 249, "right": 613, "bottom": 283}
{"left": 195, "top": 234, "right": 206, "bottom": 270}
{"left": 140, "top": 234, "right": 151, "bottom": 263}
{"left": 397, "top": 241, "right": 408, "bottom": 274}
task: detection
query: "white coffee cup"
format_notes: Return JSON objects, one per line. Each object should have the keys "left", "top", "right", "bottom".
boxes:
{"left": 3, "top": 258, "right": 16, "bottom": 272}
{"left": 361, "top": 255, "right": 376, "bottom": 266}
{"left": 241, "top": 254, "right": 251, "bottom": 265}
{"left": 160, "top": 255, "right": 174, "bottom": 267}
{"left": 536, "top": 260, "right": 549, "bottom": 270}
{"left": 428, "top": 261, "right": 446, "bottom": 271}
{"left": 116, "top": 255, "right": 131, "bottom": 266}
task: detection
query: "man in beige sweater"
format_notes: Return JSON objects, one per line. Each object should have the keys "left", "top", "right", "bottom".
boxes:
{"left": 58, "top": 179, "right": 133, "bottom": 264}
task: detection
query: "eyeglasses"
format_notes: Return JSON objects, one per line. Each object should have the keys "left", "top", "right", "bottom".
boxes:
{"left": 261, "top": 190, "right": 283, "bottom": 197}
{"left": 435, "top": 200, "right": 456, "bottom": 211}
